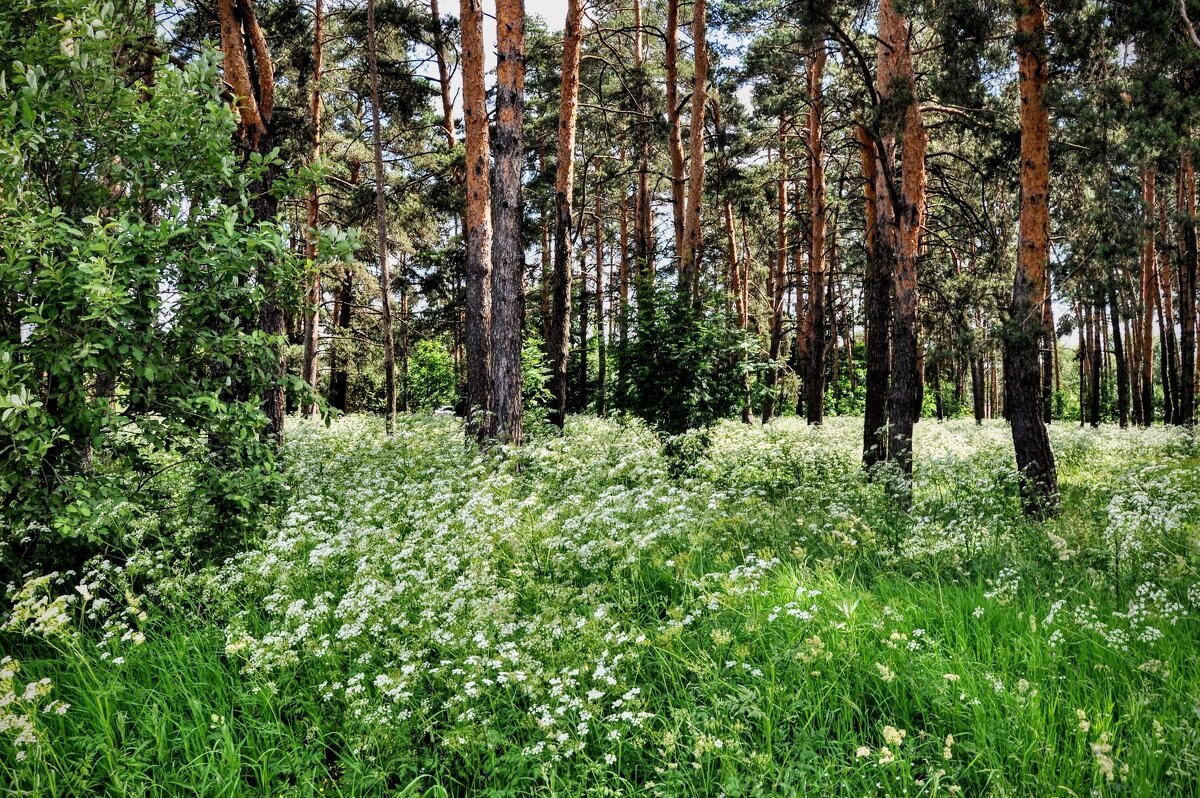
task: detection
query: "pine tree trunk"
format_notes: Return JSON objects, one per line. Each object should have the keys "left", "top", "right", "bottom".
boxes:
{"left": 488, "top": 0, "right": 526, "bottom": 445}
{"left": 1141, "top": 167, "right": 1156, "bottom": 425}
{"left": 679, "top": 0, "right": 707, "bottom": 303}
{"left": 665, "top": 0, "right": 686, "bottom": 261}
{"left": 430, "top": 0, "right": 455, "bottom": 149}
{"left": 763, "top": 132, "right": 788, "bottom": 424}
{"left": 301, "top": 0, "right": 324, "bottom": 418}
{"left": 804, "top": 45, "right": 828, "bottom": 425}
{"left": 328, "top": 266, "right": 353, "bottom": 411}
{"left": 595, "top": 190, "right": 606, "bottom": 416}
{"left": 858, "top": 122, "right": 890, "bottom": 466}
{"left": 461, "top": 0, "right": 492, "bottom": 433}
{"left": 1089, "top": 305, "right": 1102, "bottom": 426}
{"left": 1109, "top": 283, "right": 1129, "bottom": 428}
{"left": 1004, "top": 0, "right": 1058, "bottom": 514}
{"left": 1179, "top": 149, "right": 1198, "bottom": 425}
{"left": 877, "top": 0, "right": 926, "bottom": 480}
{"left": 548, "top": 0, "right": 584, "bottom": 429}
{"left": 367, "top": 0, "right": 396, "bottom": 434}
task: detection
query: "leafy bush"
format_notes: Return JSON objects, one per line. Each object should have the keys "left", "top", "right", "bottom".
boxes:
{"left": 620, "top": 290, "right": 746, "bottom": 435}
{"left": 0, "top": 0, "right": 308, "bottom": 577}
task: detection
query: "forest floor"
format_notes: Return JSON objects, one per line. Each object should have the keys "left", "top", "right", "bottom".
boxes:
{"left": 3, "top": 415, "right": 1200, "bottom": 797}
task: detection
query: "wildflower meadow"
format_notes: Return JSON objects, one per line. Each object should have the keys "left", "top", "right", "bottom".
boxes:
{"left": 2, "top": 416, "right": 1198, "bottom": 796}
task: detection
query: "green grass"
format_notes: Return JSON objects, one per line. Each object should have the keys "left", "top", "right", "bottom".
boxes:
{"left": 3, "top": 415, "right": 1199, "bottom": 796}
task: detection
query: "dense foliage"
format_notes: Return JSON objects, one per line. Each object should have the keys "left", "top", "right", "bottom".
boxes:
{"left": 3, "top": 416, "right": 1198, "bottom": 795}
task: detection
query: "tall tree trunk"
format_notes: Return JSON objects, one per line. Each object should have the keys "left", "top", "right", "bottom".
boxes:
{"left": 1004, "top": 0, "right": 1058, "bottom": 514}
{"left": 367, "top": 0, "right": 396, "bottom": 434}
{"left": 877, "top": 0, "right": 927, "bottom": 480}
{"left": 1089, "top": 304, "right": 1102, "bottom": 426}
{"left": 727, "top": 200, "right": 752, "bottom": 422}
{"left": 1158, "top": 190, "right": 1177, "bottom": 423}
{"left": 971, "top": 354, "right": 985, "bottom": 424}
{"left": 1179, "top": 148, "right": 1198, "bottom": 425}
{"left": 461, "top": 0, "right": 492, "bottom": 432}
{"left": 665, "top": 0, "right": 686, "bottom": 261}
{"left": 488, "top": 0, "right": 526, "bottom": 444}
{"left": 1041, "top": 278, "right": 1054, "bottom": 423}
{"left": 679, "top": 0, "right": 707, "bottom": 303}
{"left": 763, "top": 132, "right": 788, "bottom": 423}
{"left": 430, "top": 0, "right": 455, "bottom": 149}
{"left": 301, "top": 0, "right": 324, "bottom": 418}
{"left": 633, "top": 0, "right": 654, "bottom": 296}
{"left": 805, "top": 44, "right": 828, "bottom": 425}
{"left": 577, "top": 235, "right": 590, "bottom": 411}
{"left": 859, "top": 122, "right": 890, "bottom": 466}
{"left": 1141, "top": 167, "right": 1156, "bottom": 425}
{"left": 548, "top": 0, "right": 584, "bottom": 429}
{"left": 618, "top": 173, "right": 630, "bottom": 411}
{"left": 595, "top": 190, "right": 606, "bottom": 415}
{"left": 401, "top": 282, "right": 411, "bottom": 411}
{"left": 328, "top": 267, "right": 353, "bottom": 411}
{"left": 1109, "top": 282, "right": 1129, "bottom": 428}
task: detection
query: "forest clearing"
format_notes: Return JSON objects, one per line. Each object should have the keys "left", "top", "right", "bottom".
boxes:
{"left": 4, "top": 0, "right": 1200, "bottom": 794}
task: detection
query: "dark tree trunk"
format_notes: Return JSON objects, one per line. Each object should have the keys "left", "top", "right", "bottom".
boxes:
{"left": 971, "top": 355, "right": 985, "bottom": 424}
{"left": 1109, "top": 283, "right": 1129, "bottom": 428}
{"left": 858, "top": 123, "right": 889, "bottom": 466}
{"left": 547, "top": 0, "right": 584, "bottom": 428}
{"left": 328, "top": 267, "right": 353, "bottom": 411}
{"left": 367, "top": 0, "right": 396, "bottom": 434}
{"left": 488, "top": 0, "right": 526, "bottom": 445}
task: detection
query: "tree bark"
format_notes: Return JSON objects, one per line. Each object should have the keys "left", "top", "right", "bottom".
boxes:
{"left": 1179, "top": 148, "right": 1198, "bottom": 425}
{"left": 595, "top": 190, "right": 606, "bottom": 416}
{"left": 461, "top": 0, "right": 492, "bottom": 433}
{"left": 367, "top": 0, "right": 396, "bottom": 434}
{"left": 877, "top": 0, "right": 927, "bottom": 480}
{"left": 1109, "top": 282, "right": 1129, "bottom": 428}
{"left": 679, "top": 0, "right": 707, "bottom": 303}
{"left": 665, "top": 0, "right": 686, "bottom": 261}
{"left": 805, "top": 45, "right": 828, "bottom": 425}
{"left": 1140, "top": 167, "right": 1156, "bottom": 425}
{"left": 762, "top": 132, "right": 788, "bottom": 423}
{"left": 488, "top": 0, "right": 526, "bottom": 445}
{"left": 219, "top": 0, "right": 284, "bottom": 446}
{"left": 301, "top": 0, "right": 324, "bottom": 418}
{"left": 1004, "top": 0, "right": 1058, "bottom": 515}
{"left": 858, "top": 122, "right": 890, "bottom": 466}
{"left": 328, "top": 266, "right": 353, "bottom": 411}
{"left": 430, "top": 0, "right": 455, "bottom": 149}
{"left": 548, "top": 0, "right": 584, "bottom": 429}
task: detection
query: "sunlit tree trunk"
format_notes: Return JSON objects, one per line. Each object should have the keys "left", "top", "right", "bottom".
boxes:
{"left": 877, "top": 0, "right": 926, "bottom": 480}
{"left": 461, "top": 0, "right": 492, "bottom": 433}
{"left": 1003, "top": 0, "right": 1058, "bottom": 514}
{"left": 548, "top": 0, "right": 584, "bottom": 429}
